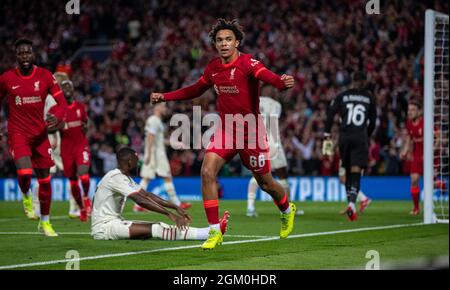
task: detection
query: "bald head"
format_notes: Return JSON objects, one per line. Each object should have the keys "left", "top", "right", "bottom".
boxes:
{"left": 53, "top": 72, "right": 69, "bottom": 86}
{"left": 117, "top": 147, "right": 138, "bottom": 165}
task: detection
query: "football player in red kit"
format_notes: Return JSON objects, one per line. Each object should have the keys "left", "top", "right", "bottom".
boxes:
{"left": 151, "top": 19, "right": 296, "bottom": 249}
{"left": 49, "top": 77, "right": 92, "bottom": 221}
{"left": 401, "top": 101, "right": 424, "bottom": 215}
{"left": 0, "top": 38, "right": 68, "bottom": 236}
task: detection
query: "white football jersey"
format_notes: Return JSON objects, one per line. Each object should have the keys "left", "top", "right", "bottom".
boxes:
{"left": 259, "top": 96, "right": 282, "bottom": 148}
{"left": 144, "top": 115, "right": 166, "bottom": 159}
{"left": 44, "top": 94, "right": 62, "bottom": 162}
{"left": 44, "top": 94, "right": 57, "bottom": 116}
{"left": 92, "top": 168, "right": 142, "bottom": 227}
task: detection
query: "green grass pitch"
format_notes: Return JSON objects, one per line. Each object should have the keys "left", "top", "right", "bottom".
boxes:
{"left": 0, "top": 200, "right": 448, "bottom": 270}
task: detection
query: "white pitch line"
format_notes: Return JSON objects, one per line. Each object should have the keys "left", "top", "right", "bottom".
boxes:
{"left": 0, "top": 232, "right": 90, "bottom": 235}
{"left": 0, "top": 222, "right": 428, "bottom": 270}
{"left": 0, "top": 232, "right": 270, "bottom": 238}
{"left": 0, "top": 216, "right": 68, "bottom": 223}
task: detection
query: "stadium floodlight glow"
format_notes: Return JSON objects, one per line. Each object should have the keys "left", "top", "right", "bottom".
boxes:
{"left": 424, "top": 9, "right": 449, "bottom": 224}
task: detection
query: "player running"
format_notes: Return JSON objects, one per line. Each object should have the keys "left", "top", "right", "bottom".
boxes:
{"left": 0, "top": 38, "right": 68, "bottom": 236}
{"left": 50, "top": 75, "right": 91, "bottom": 221}
{"left": 92, "top": 147, "right": 230, "bottom": 241}
{"left": 32, "top": 72, "right": 68, "bottom": 218}
{"left": 246, "top": 93, "right": 304, "bottom": 217}
{"left": 134, "top": 102, "right": 192, "bottom": 212}
{"left": 151, "top": 19, "right": 297, "bottom": 249}
{"left": 323, "top": 72, "right": 376, "bottom": 221}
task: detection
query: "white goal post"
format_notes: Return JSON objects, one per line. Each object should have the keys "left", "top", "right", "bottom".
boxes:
{"left": 424, "top": 9, "right": 449, "bottom": 224}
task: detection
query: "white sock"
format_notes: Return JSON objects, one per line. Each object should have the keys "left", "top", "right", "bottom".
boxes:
{"left": 32, "top": 186, "right": 41, "bottom": 217}
{"left": 69, "top": 193, "right": 79, "bottom": 214}
{"left": 247, "top": 177, "right": 258, "bottom": 211}
{"left": 349, "top": 202, "right": 356, "bottom": 211}
{"left": 139, "top": 179, "right": 149, "bottom": 191}
{"left": 40, "top": 215, "right": 49, "bottom": 222}
{"left": 281, "top": 206, "right": 291, "bottom": 215}
{"left": 164, "top": 181, "right": 181, "bottom": 206}
{"left": 357, "top": 191, "right": 368, "bottom": 202}
{"left": 151, "top": 223, "right": 209, "bottom": 240}
{"left": 278, "top": 179, "right": 290, "bottom": 197}
{"left": 210, "top": 223, "right": 220, "bottom": 232}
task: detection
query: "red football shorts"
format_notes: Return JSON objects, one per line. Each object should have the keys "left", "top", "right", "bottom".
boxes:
{"left": 8, "top": 132, "right": 54, "bottom": 169}
{"left": 61, "top": 145, "right": 91, "bottom": 178}
{"left": 410, "top": 154, "right": 423, "bottom": 175}
{"left": 206, "top": 125, "right": 271, "bottom": 176}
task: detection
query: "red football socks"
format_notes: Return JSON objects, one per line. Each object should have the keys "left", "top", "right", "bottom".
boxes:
{"left": 274, "top": 193, "right": 290, "bottom": 212}
{"left": 17, "top": 168, "right": 32, "bottom": 195}
{"left": 203, "top": 199, "right": 219, "bottom": 225}
{"left": 69, "top": 178, "right": 84, "bottom": 209}
{"left": 79, "top": 174, "right": 90, "bottom": 198}
{"left": 38, "top": 176, "right": 52, "bottom": 216}
{"left": 411, "top": 186, "right": 420, "bottom": 210}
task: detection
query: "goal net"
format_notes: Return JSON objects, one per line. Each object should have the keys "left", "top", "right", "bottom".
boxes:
{"left": 424, "top": 10, "right": 449, "bottom": 224}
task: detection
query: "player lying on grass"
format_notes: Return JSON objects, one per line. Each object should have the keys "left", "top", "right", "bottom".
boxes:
{"left": 91, "top": 147, "right": 229, "bottom": 241}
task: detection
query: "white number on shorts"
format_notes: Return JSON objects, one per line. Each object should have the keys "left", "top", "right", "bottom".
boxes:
{"left": 83, "top": 151, "right": 89, "bottom": 162}
{"left": 249, "top": 155, "right": 266, "bottom": 168}
{"left": 48, "top": 148, "right": 54, "bottom": 160}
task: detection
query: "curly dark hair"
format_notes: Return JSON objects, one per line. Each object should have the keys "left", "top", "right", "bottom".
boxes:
{"left": 14, "top": 37, "right": 33, "bottom": 49}
{"left": 209, "top": 18, "right": 245, "bottom": 46}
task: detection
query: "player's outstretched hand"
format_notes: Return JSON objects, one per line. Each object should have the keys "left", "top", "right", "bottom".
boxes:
{"left": 176, "top": 206, "right": 192, "bottom": 224}
{"left": 281, "top": 74, "right": 295, "bottom": 89}
{"left": 168, "top": 212, "right": 190, "bottom": 230}
{"left": 150, "top": 93, "right": 165, "bottom": 104}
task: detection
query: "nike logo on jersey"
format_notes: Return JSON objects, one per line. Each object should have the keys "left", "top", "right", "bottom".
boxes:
{"left": 212, "top": 73, "right": 219, "bottom": 77}
{"left": 12, "top": 85, "right": 20, "bottom": 90}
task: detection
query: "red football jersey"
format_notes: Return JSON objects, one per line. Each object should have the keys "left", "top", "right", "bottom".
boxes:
{"left": 406, "top": 117, "right": 424, "bottom": 158}
{"left": 164, "top": 53, "right": 285, "bottom": 117}
{"left": 57, "top": 101, "right": 88, "bottom": 148}
{"left": 202, "top": 53, "right": 269, "bottom": 116}
{"left": 0, "top": 66, "right": 67, "bottom": 137}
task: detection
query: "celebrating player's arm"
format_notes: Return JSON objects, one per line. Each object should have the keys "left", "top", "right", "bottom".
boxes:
{"left": 150, "top": 60, "right": 294, "bottom": 105}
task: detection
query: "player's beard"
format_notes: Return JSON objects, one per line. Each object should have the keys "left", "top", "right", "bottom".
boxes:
{"left": 131, "top": 165, "right": 139, "bottom": 177}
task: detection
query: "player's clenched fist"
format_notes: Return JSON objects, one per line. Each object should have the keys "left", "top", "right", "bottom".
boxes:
{"left": 281, "top": 74, "right": 295, "bottom": 89}
{"left": 150, "top": 93, "right": 165, "bottom": 104}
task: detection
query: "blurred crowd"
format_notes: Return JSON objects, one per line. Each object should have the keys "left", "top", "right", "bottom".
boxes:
{"left": 1, "top": 0, "right": 449, "bottom": 177}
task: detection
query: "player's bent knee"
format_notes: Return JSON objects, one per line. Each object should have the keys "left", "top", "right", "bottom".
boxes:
{"left": 201, "top": 167, "right": 216, "bottom": 183}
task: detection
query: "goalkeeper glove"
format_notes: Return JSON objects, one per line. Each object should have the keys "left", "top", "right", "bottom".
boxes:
{"left": 322, "top": 138, "right": 334, "bottom": 156}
